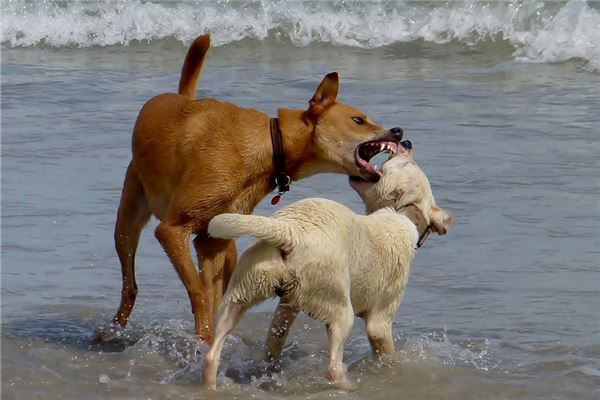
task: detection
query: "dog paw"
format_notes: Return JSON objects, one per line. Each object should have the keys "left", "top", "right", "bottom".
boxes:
{"left": 201, "top": 370, "right": 218, "bottom": 391}
{"left": 329, "top": 377, "right": 358, "bottom": 391}
{"left": 91, "top": 325, "right": 140, "bottom": 350}
{"left": 326, "top": 369, "right": 357, "bottom": 391}
{"left": 201, "top": 381, "right": 217, "bottom": 391}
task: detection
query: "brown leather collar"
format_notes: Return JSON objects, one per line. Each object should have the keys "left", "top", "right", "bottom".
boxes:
{"left": 416, "top": 224, "right": 432, "bottom": 248}
{"left": 270, "top": 118, "right": 290, "bottom": 202}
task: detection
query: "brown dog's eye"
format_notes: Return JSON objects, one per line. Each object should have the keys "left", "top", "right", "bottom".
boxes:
{"left": 352, "top": 116, "right": 364, "bottom": 125}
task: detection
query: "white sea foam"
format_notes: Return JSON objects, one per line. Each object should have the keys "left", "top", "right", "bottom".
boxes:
{"left": 2, "top": 0, "right": 599, "bottom": 70}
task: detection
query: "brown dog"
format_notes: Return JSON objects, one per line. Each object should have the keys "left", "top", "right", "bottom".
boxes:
{"left": 102, "top": 34, "right": 403, "bottom": 343}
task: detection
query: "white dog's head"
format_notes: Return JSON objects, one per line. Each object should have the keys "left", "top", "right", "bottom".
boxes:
{"left": 350, "top": 140, "right": 452, "bottom": 245}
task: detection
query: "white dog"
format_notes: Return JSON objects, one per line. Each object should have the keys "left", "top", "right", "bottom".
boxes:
{"left": 202, "top": 140, "right": 452, "bottom": 389}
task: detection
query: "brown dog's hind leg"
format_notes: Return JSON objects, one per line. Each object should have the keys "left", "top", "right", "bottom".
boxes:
{"left": 193, "top": 235, "right": 237, "bottom": 331}
{"left": 111, "top": 163, "right": 151, "bottom": 328}
{"left": 155, "top": 223, "right": 211, "bottom": 341}
{"left": 221, "top": 240, "right": 237, "bottom": 295}
{"left": 264, "top": 299, "right": 299, "bottom": 361}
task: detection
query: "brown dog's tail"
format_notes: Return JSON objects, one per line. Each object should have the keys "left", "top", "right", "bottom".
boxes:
{"left": 208, "top": 213, "right": 295, "bottom": 250}
{"left": 178, "top": 34, "right": 211, "bottom": 100}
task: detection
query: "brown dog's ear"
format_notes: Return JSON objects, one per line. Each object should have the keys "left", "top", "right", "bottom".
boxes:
{"left": 430, "top": 206, "right": 452, "bottom": 235}
{"left": 308, "top": 72, "right": 339, "bottom": 116}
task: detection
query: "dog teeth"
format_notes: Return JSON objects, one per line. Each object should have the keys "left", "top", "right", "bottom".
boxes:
{"left": 383, "top": 143, "right": 397, "bottom": 153}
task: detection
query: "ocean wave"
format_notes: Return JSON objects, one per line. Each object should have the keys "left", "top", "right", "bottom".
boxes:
{"left": 2, "top": 0, "right": 599, "bottom": 70}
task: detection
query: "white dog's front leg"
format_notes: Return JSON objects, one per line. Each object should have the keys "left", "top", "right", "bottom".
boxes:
{"left": 365, "top": 315, "right": 394, "bottom": 358}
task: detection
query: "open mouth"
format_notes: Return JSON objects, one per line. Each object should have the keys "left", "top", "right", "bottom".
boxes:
{"left": 354, "top": 140, "right": 399, "bottom": 182}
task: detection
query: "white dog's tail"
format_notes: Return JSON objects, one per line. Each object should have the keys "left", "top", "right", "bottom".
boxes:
{"left": 208, "top": 214, "right": 294, "bottom": 249}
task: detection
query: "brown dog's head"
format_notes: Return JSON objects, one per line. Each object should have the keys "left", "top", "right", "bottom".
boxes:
{"left": 350, "top": 140, "right": 452, "bottom": 242}
{"left": 305, "top": 72, "right": 403, "bottom": 182}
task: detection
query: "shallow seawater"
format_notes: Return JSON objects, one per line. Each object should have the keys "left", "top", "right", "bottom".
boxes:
{"left": 2, "top": 3, "right": 600, "bottom": 398}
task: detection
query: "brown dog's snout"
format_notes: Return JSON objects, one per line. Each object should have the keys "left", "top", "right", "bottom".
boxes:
{"left": 390, "top": 127, "right": 403, "bottom": 140}
{"left": 401, "top": 140, "right": 412, "bottom": 150}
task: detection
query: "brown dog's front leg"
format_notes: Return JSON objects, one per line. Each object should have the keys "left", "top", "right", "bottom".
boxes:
{"left": 193, "top": 235, "right": 237, "bottom": 337}
{"left": 155, "top": 222, "right": 211, "bottom": 342}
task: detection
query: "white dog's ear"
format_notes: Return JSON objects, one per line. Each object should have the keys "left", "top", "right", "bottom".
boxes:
{"left": 308, "top": 72, "right": 339, "bottom": 115}
{"left": 430, "top": 206, "right": 452, "bottom": 235}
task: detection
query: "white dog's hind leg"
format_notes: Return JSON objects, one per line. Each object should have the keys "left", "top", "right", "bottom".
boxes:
{"left": 264, "top": 299, "right": 299, "bottom": 361}
{"left": 202, "top": 302, "right": 249, "bottom": 390}
{"left": 325, "top": 304, "right": 354, "bottom": 387}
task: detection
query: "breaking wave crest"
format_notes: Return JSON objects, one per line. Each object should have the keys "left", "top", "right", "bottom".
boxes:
{"left": 2, "top": 0, "right": 599, "bottom": 69}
